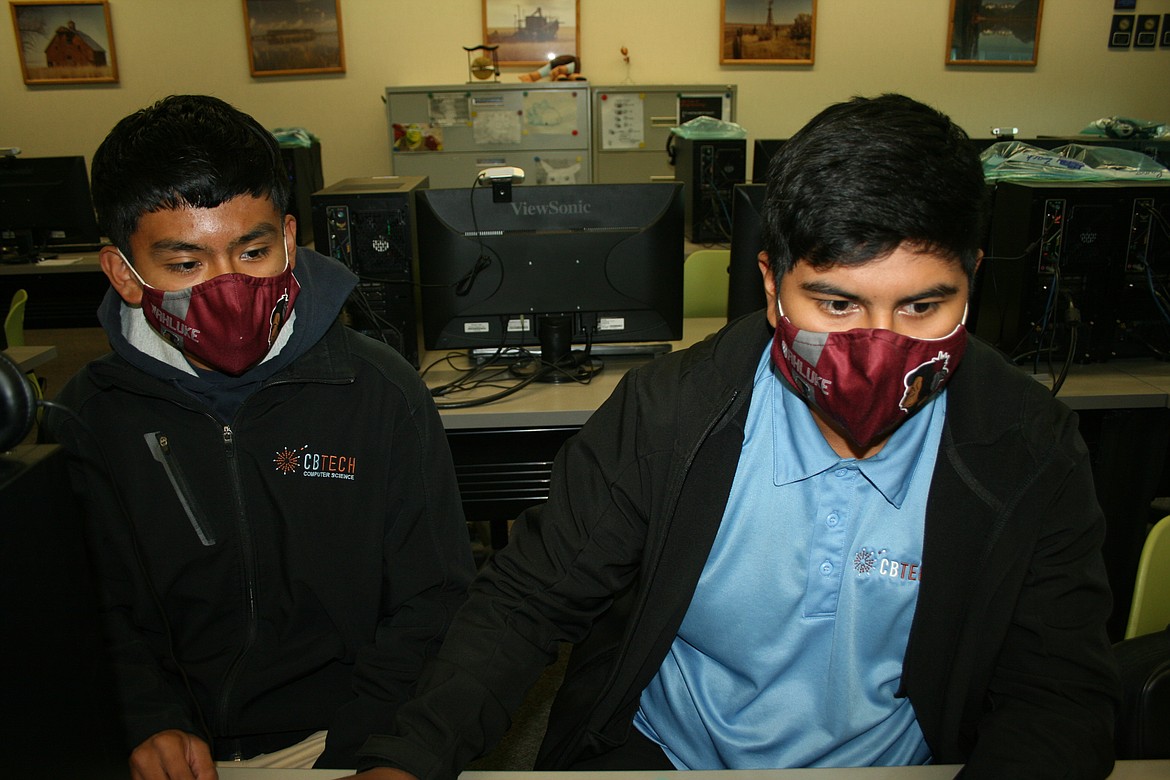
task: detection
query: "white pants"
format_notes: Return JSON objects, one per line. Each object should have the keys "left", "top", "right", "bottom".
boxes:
{"left": 216, "top": 730, "right": 328, "bottom": 769}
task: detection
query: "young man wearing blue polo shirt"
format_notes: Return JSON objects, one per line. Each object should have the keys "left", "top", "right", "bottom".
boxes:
{"left": 350, "top": 94, "right": 1120, "bottom": 780}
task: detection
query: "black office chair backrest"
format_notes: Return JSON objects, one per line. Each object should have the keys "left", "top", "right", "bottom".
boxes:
{"left": 0, "top": 350, "right": 37, "bottom": 450}
{"left": 1113, "top": 625, "right": 1170, "bottom": 759}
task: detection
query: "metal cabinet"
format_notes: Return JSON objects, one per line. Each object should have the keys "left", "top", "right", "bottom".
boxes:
{"left": 385, "top": 82, "right": 591, "bottom": 188}
{"left": 590, "top": 84, "right": 737, "bottom": 184}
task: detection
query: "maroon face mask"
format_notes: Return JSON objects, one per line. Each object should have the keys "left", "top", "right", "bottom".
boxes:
{"left": 770, "top": 311, "right": 967, "bottom": 447}
{"left": 120, "top": 249, "right": 300, "bottom": 376}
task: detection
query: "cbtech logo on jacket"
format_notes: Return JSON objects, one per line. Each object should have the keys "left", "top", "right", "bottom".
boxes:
{"left": 273, "top": 444, "right": 358, "bottom": 480}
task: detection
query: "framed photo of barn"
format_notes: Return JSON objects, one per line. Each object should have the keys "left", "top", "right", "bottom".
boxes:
{"left": 9, "top": 1, "right": 118, "bottom": 85}
{"left": 483, "top": 0, "right": 579, "bottom": 67}
{"left": 721, "top": 0, "right": 816, "bottom": 65}
{"left": 242, "top": 0, "right": 345, "bottom": 77}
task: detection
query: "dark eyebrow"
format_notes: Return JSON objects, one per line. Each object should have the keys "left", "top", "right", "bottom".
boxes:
{"left": 799, "top": 280, "right": 862, "bottom": 301}
{"left": 798, "top": 280, "right": 961, "bottom": 306}
{"left": 896, "top": 284, "right": 961, "bottom": 306}
{"left": 150, "top": 238, "right": 206, "bottom": 254}
{"left": 148, "top": 222, "right": 281, "bottom": 255}
{"left": 228, "top": 222, "right": 281, "bottom": 250}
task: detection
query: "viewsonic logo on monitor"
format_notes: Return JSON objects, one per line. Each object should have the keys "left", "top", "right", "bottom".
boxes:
{"left": 510, "top": 198, "right": 593, "bottom": 216}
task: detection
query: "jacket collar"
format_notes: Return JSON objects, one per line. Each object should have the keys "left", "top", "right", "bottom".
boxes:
{"left": 84, "top": 319, "right": 357, "bottom": 399}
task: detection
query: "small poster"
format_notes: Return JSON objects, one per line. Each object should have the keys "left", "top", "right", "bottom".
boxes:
{"left": 429, "top": 96, "right": 470, "bottom": 126}
{"left": 473, "top": 110, "right": 522, "bottom": 145}
{"left": 392, "top": 123, "right": 443, "bottom": 152}
{"left": 523, "top": 92, "right": 579, "bottom": 135}
{"left": 600, "top": 94, "right": 645, "bottom": 150}
{"left": 678, "top": 95, "right": 727, "bottom": 124}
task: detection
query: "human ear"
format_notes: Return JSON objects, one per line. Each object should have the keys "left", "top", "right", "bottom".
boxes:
{"left": 758, "top": 251, "right": 778, "bottom": 328}
{"left": 283, "top": 214, "right": 298, "bottom": 269}
{"left": 99, "top": 247, "right": 143, "bottom": 306}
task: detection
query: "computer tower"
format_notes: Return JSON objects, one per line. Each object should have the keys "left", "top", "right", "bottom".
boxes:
{"left": 281, "top": 140, "right": 325, "bottom": 247}
{"left": 1111, "top": 185, "right": 1170, "bottom": 358}
{"left": 674, "top": 137, "right": 746, "bottom": 243}
{"left": 311, "top": 176, "right": 428, "bottom": 367}
{"left": 974, "top": 180, "right": 1170, "bottom": 363}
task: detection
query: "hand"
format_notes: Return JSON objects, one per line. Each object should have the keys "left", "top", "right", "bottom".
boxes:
{"left": 130, "top": 729, "right": 217, "bottom": 779}
{"left": 341, "top": 769, "right": 419, "bottom": 780}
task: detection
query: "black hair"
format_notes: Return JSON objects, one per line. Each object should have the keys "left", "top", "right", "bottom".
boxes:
{"left": 761, "top": 94, "right": 986, "bottom": 282}
{"left": 91, "top": 94, "right": 289, "bottom": 254}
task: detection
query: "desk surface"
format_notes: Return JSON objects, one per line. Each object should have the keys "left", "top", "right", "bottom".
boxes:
{"left": 0, "top": 253, "right": 101, "bottom": 275}
{"left": 2, "top": 344, "right": 57, "bottom": 372}
{"left": 425, "top": 318, "right": 1170, "bottom": 429}
{"left": 424, "top": 318, "right": 725, "bottom": 430}
{"left": 216, "top": 762, "right": 1170, "bottom": 779}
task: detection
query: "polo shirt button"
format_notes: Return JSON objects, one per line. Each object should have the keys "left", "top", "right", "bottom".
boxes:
{"left": 820, "top": 561, "right": 833, "bottom": 575}
{"left": 826, "top": 513, "right": 839, "bottom": 526}
{"left": 834, "top": 468, "right": 849, "bottom": 478}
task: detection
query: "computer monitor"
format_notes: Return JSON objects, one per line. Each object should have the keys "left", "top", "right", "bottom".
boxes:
{"left": 728, "top": 183, "right": 769, "bottom": 320}
{"left": 752, "top": 139, "right": 786, "bottom": 183}
{"left": 0, "top": 155, "right": 102, "bottom": 261}
{"left": 415, "top": 182, "right": 685, "bottom": 363}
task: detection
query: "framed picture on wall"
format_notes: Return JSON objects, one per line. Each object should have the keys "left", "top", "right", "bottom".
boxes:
{"left": 242, "top": 0, "right": 345, "bottom": 77}
{"left": 483, "top": 0, "right": 578, "bottom": 67}
{"left": 946, "top": 0, "right": 1043, "bottom": 66}
{"left": 720, "top": 0, "right": 816, "bottom": 65}
{"left": 9, "top": 0, "right": 118, "bottom": 85}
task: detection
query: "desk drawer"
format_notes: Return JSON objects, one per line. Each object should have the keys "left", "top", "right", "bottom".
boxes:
{"left": 446, "top": 425, "right": 579, "bottom": 522}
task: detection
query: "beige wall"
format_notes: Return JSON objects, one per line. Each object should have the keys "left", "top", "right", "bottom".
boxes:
{"left": 2, "top": 0, "right": 1169, "bottom": 187}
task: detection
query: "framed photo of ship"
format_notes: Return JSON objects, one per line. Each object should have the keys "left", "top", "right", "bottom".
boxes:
{"left": 720, "top": 0, "right": 816, "bottom": 65}
{"left": 946, "top": 0, "right": 1043, "bottom": 65}
{"left": 10, "top": 1, "right": 118, "bottom": 85}
{"left": 483, "top": 0, "right": 579, "bottom": 67}
{"left": 242, "top": 0, "right": 345, "bottom": 77}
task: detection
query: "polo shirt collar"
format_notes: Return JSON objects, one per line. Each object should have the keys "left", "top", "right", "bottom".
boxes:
{"left": 765, "top": 352, "right": 943, "bottom": 508}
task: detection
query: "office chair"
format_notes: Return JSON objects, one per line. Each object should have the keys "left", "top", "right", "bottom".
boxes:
{"left": 684, "top": 249, "right": 731, "bottom": 319}
{"left": 1110, "top": 515, "right": 1170, "bottom": 759}
{"left": 1126, "top": 514, "right": 1170, "bottom": 640}
{"left": 4, "top": 289, "right": 44, "bottom": 402}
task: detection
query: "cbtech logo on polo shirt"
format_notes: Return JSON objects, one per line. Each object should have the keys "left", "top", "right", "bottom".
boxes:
{"left": 273, "top": 444, "right": 358, "bottom": 481}
{"left": 853, "top": 546, "right": 923, "bottom": 583}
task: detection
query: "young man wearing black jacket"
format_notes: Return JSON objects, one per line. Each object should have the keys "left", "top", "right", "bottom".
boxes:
{"left": 348, "top": 95, "right": 1120, "bottom": 780}
{"left": 45, "top": 95, "right": 475, "bottom": 779}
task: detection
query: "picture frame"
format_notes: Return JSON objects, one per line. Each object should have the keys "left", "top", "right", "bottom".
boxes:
{"left": 483, "top": 0, "right": 578, "bottom": 67}
{"left": 9, "top": 1, "right": 117, "bottom": 85}
{"left": 946, "top": 0, "right": 1043, "bottom": 66}
{"left": 720, "top": 0, "right": 816, "bottom": 65}
{"left": 242, "top": 0, "right": 345, "bottom": 77}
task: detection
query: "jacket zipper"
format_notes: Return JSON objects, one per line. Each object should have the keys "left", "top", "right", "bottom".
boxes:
{"left": 145, "top": 431, "right": 217, "bottom": 546}
{"left": 213, "top": 424, "right": 260, "bottom": 752}
{"left": 582, "top": 388, "right": 742, "bottom": 740}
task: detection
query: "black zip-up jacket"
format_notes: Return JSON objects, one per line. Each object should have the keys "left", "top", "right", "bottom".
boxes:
{"left": 46, "top": 250, "right": 474, "bottom": 768}
{"left": 359, "top": 311, "right": 1120, "bottom": 779}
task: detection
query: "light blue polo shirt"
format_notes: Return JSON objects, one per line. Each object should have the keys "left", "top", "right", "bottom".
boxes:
{"left": 633, "top": 345, "right": 945, "bottom": 769}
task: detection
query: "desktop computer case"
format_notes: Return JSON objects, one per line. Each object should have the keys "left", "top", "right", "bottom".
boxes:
{"left": 975, "top": 180, "right": 1170, "bottom": 363}
{"left": 310, "top": 176, "right": 428, "bottom": 367}
{"left": 673, "top": 137, "right": 746, "bottom": 243}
